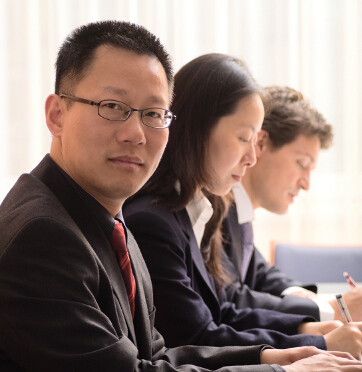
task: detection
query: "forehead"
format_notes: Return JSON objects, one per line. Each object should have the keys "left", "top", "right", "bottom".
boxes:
{"left": 77, "top": 45, "right": 170, "bottom": 105}
{"left": 273, "top": 134, "right": 321, "bottom": 162}
{"left": 215, "top": 94, "right": 264, "bottom": 132}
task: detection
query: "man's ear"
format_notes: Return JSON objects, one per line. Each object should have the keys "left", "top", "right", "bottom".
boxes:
{"left": 45, "top": 94, "right": 64, "bottom": 137}
{"left": 255, "top": 129, "right": 269, "bottom": 158}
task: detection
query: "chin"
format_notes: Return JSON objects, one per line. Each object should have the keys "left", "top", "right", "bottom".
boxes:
{"left": 214, "top": 187, "right": 233, "bottom": 197}
{"left": 276, "top": 206, "right": 289, "bottom": 215}
{"left": 267, "top": 204, "right": 289, "bottom": 215}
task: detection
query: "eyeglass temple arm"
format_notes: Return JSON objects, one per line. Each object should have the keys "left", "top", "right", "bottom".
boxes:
{"left": 60, "top": 94, "right": 99, "bottom": 106}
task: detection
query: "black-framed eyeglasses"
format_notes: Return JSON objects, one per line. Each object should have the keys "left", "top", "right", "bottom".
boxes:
{"left": 60, "top": 94, "right": 176, "bottom": 129}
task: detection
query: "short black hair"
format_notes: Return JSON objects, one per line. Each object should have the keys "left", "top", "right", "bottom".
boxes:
{"left": 55, "top": 20, "right": 173, "bottom": 96}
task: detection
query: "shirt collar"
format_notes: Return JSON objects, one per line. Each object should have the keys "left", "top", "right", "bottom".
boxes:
{"left": 174, "top": 181, "right": 214, "bottom": 247}
{"left": 232, "top": 182, "right": 254, "bottom": 224}
{"left": 185, "top": 189, "right": 213, "bottom": 247}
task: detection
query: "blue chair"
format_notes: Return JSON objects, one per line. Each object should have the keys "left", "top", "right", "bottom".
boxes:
{"left": 270, "top": 242, "right": 362, "bottom": 283}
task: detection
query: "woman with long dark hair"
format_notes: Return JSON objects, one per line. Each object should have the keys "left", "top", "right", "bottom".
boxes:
{"left": 123, "top": 53, "right": 354, "bottom": 354}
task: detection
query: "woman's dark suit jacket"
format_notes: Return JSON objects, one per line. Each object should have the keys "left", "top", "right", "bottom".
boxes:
{"left": 222, "top": 202, "right": 320, "bottom": 319}
{"left": 0, "top": 156, "right": 284, "bottom": 372}
{"left": 123, "top": 194, "right": 326, "bottom": 350}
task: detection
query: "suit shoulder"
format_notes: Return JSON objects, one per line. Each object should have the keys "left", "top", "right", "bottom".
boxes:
{"left": 124, "top": 194, "right": 177, "bottom": 225}
{"left": 1, "top": 173, "right": 67, "bottom": 219}
{"left": 0, "top": 173, "right": 79, "bottom": 253}
{"left": 124, "top": 194, "right": 166, "bottom": 214}
{"left": 124, "top": 194, "right": 188, "bottom": 245}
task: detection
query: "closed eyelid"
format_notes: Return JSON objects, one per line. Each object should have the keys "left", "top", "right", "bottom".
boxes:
{"left": 297, "top": 160, "right": 316, "bottom": 171}
{"left": 297, "top": 160, "right": 307, "bottom": 168}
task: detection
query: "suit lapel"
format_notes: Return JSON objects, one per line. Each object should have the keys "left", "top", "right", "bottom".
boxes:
{"left": 126, "top": 230, "right": 154, "bottom": 359}
{"left": 227, "top": 204, "right": 244, "bottom": 279}
{"left": 176, "top": 209, "right": 219, "bottom": 298}
{"left": 31, "top": 156, "right": 137, "bottom": 344}
{"left": 90, "top": 232, "right": 138, "bottom": 346}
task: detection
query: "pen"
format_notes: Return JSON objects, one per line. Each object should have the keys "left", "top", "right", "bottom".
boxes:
{"left": 343, "top": 271, "right": 357, "bottom": 288}
{"left": 335, "top": 294, "right": 353, "bottom": 322}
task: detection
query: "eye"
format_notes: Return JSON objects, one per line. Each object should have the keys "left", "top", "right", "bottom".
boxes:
{"left": 104, "top": 102, "right": 122, "bottom": 110}
{"left": 297, "top": 160, "right": 306, "bottom": 169}
{"left": 144, "top": 110, "right": 162, "bottom": 119}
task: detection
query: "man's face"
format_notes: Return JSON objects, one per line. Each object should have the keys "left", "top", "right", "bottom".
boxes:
{"left": 49, "top": 46, "right": 170, "bottom": 214}
{"left": 245, "top": 133, "right": 321, "bottom": 214}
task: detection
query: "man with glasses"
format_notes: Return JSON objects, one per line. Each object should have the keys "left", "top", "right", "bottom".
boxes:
{"left": 0, "top": 21, "right": 361, "bottom": 372}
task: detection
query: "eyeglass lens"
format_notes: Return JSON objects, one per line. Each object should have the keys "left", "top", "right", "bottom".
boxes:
{"left": 99, "top": 100, "right": 171, "bottom": 128}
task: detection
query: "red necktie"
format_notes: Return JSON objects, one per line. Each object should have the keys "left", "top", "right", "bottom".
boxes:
{"left": 110, "top": 220, "right": 136, "bottom": 318}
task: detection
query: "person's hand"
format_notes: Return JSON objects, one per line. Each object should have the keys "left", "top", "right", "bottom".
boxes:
{"left": 288, "top": 289, "right": 317, "bottom": 299}
{"left": 298, "top": 320, "right": 343, "bottom": 335}
{"left": 329, "top": 287, "right": 362, "bottom": 322}
{"left": 324, "top": 322, "right": 362, "bottom": 359}
{"left": 299, "top": 321, "right": 362, "bottom": 359}
{"left": 282, "top": 353, "right": 362, "bottom": 372}
{"left": 260, "top": 346, "right": 355, "bottom": 366}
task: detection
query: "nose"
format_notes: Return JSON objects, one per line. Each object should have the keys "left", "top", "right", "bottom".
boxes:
{"left": 299, "top": 169, "right": 311, "bottom": 190}
{"left": 242, "top": 142, "right": 257, "bottom": 168}
{"left": 116, "top": 111, "right": 146, "bottom": 145}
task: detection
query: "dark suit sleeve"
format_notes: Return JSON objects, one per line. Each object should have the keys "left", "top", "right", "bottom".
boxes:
{"left": 162, "top": 345, "right": 286, "bottom": 372}
{"left": 222, "top": 248, "right": 320, "bottom": 320}
{"left": 226, "top": 283, "right": 320, "bottom": 320}
{"left": 124, "top": 203, "right": 326, "bottom": 351}
{"left": 0, "top": 216, "right": 282, "bottom": 372}
{"left": 247, "top": 248, "right": 318, "bottom": 295}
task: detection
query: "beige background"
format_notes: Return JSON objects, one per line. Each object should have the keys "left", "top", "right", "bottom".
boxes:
{"left": 1, "top": 0, "right": 361, "bottom": 260}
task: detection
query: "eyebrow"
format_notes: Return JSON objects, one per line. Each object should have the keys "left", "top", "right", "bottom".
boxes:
{"left": 295, "top": 150, "right": 316, "bottom": 164}
{"left": 101, "top": 86, "right": 168, "bottom": 107}
{"left": 239, "top": 124, "right": 259, "bottom": 134}
{"left": 102, "top": 86, "right": 128, "bottom": 97}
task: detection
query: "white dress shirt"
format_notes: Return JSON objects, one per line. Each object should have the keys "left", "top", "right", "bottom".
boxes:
{"left": 185, "top": 190, "right": 214, "bottom": 248}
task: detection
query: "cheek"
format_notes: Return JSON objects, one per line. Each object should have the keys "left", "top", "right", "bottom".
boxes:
{"left": 211, "top": 152, "right": 238, "bottom": 181}
{"left": 223, "top": 142, "right": 247, "bottom": 170}
{"left": 206, "top": 134, "right": 242, "bottom": 179}
{"left": 147, "top": 132, "right": 168, "bottom": 165}
{"left": 66, "top": 117, "right": 104, "bottom": 151}
{"left": 273, "top": 173, "right": 295, "bottom": 198}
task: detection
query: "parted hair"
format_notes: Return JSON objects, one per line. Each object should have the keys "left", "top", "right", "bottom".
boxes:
{"left": 55, "top": 20, "right": 173, "bottom": 96}
{"left": 136, "top": 53, "right": 267, "bottom": 290}
{"left": 263, "top": 86, "right": 333, "bottom": 149}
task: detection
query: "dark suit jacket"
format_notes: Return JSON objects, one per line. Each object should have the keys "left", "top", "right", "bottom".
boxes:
{"left": 222, "top": 203, "right": 320, "bottom": 319}
{"left": 0, "top": 156, "right": 284, "bottom": 372}
{"left": 123, "top": 194, "right": 326, "bottom": 351}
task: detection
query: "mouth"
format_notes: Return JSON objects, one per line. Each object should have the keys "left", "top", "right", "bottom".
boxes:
{"left": 232, "top": 169, "right": 246, "bottom": 182}
{"left": 232, "top": 174, "right": 243, "bottom": 182}
{"left": 288, "top": 192, "right": 298, "bottom": 202}
{"left": 109, "top": 155, "right": 144, "bottom": 170}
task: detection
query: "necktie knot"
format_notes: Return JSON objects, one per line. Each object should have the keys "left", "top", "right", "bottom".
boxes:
{"left": 110, "top": 220, "right": 127, "bottom": 253}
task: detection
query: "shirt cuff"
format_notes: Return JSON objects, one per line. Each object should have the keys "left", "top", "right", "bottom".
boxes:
{"left": 281, "top": 286, "right": 309, "bottom": 296}
{"left": 311, "top": 297, "right": 335, "bottom": 321}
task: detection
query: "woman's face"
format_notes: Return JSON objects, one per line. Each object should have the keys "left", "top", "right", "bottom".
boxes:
{"left": 204, "top": 94, "right": 264, "bottom": 196}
